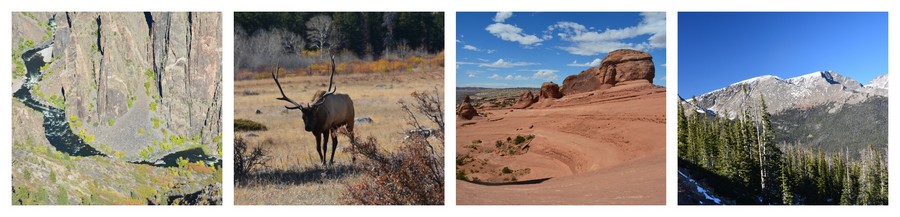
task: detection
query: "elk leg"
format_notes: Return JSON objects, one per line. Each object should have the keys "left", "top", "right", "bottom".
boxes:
{"left": 322, "top": 129, "right": 330, "bottom": 166}
{"left": 315, "top": 133, "right": 325, "bottom": 166}
{"left": 329, "top": 132, "right": 338, "bottom": 165}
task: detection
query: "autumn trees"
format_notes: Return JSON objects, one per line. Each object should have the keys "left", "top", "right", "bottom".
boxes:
{"left": 234, "top": 12, "right": 444, "bottom": 71}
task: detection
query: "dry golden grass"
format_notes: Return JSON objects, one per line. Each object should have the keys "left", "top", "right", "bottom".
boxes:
{"left": 233, "top": 69, "right": 443, "bottom": 205}
{"left": 237, "top": 52, "right": 444, "bottom": 80}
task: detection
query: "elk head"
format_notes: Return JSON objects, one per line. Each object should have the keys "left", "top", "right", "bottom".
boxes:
{"left": 271, "top": 56, "right": 338, "bottom": 132}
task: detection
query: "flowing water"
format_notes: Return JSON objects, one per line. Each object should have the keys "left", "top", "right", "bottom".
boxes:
{"left": 14, "top": 44, "right": 221, "bottom": 168}
{"left": 14, "top": 45, "right": 104, "bottom": 157}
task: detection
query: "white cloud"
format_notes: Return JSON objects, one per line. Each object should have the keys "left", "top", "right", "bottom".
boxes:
{"left": 479, "top": 59, "right": 538, "bottom": 68}
{"left": 487, "top": 73, "right": 532, "bottom": 81}
{"left": 486, "top": 23, "right": 544, "bottom": 46}
{"left": 567, "top": 58, "right": 602, "bottom": 67}
{"left": 531, "top": 69, "right": 559, "bottom": 80}
{"left": 476, "top": 58, "right": 490, "bottom": 62}
{"left": 493, "top": 12, "right": 513, "bottom": 22}
{"left": 465, "top": 70, "right": 483, "bottom": 78}
{"left": 486, "top": 49, "right": 496, "bottom": 54}
{"left": 463, "top": 45, "right": 480, "bottom": 51}
{"left": 654, "top": 75, "right": 666, "bottom": 85}
{"left": 548, "top": 12, "right": 666, "bottom": 56}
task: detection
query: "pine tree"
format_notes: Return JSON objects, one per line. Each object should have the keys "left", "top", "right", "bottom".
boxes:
{"left": 780, "top": 161, "right": 794, "bottom": 205}
{"left": 840, "top": 155, "right": 859, "bottom": 205}
{"left": 677, "top": 99, "right": 688, "bottom": 158}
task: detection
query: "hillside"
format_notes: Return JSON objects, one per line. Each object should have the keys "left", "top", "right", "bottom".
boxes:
{"left": 772, "top": 96, "right": 888, "bottom": 153}
{"left": 456, "top": 87, "right": 540, "bottom": 105}
{"left": 12, "top": 12, "right": 222, "bottom": 205}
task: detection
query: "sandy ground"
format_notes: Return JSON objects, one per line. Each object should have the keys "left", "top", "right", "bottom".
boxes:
{"left": 456, "top": 82, "right": 666, "bottom": 205}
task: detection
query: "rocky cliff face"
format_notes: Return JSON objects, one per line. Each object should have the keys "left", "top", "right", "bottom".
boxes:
{"left": 561, "top": 49, "right": 655, "bottom": 95}
{"left": 24, "top": 12, "right": 221, "bottom": 160}
{"left": 151, "top": 12, "right": 223, "bottom": 153}
{"left": 687, "top": 71, "right": 887, "bottom": 118}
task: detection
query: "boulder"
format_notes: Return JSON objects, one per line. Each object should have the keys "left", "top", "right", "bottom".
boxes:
{"left": 511, "top": 91, "right": 537, "bottom": 109}
{"left": 539, "top": 82, "right": 563, "bottom": 99}
{"left": 457, "top": 101, "right": 478, "bottom": 120}
{"left": 561, "top": 49, "right": 655, "bottom": 95}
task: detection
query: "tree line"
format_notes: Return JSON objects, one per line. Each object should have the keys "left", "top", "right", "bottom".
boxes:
{"left": 234, "top": 12, "right": 444, "bottom": 70}
{"left": 678, "top": 85, "right": 888, "bottom": 205}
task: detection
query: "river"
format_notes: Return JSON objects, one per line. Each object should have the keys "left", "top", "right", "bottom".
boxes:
{"left": 13, "top": 43, "right": 221, "bottom": 168}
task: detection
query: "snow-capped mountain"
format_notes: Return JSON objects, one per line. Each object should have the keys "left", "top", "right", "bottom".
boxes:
{"left": 866, "top": 74, "right": 889, "bottom": 89}
{"left": 685, "top": 71, "right": 887, "bottom": 118}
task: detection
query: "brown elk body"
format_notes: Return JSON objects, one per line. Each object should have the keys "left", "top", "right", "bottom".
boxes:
{"left": 300, "top": 92, "right": 354, "bottom": 165}
{"left": 272, "top": 55, "right": 355, "bottom": 166}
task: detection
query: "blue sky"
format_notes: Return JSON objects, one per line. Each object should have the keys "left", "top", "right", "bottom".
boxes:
{"left": 679, "top": 12, "right": 888, "bottom": 97}
{"left": 457, "top": 12, "right": 667, "bottom": 88}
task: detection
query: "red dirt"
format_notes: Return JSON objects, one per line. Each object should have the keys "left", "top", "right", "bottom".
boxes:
{"left": 456, "top": 81, "right": 666, "bottom": 205}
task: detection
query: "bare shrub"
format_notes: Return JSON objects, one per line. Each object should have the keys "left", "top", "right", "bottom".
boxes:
{"left": 342, "top": 89, "right": 444, "bottom": 205}
{"left": 234, "top": 136, "right": 270, "bottom": 184}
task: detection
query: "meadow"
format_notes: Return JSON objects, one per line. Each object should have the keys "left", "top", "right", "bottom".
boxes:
{"left": 233, "top": 56, "right": 444, "bottom": 204}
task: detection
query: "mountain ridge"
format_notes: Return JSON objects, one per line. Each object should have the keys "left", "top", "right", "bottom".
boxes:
{"left": 687, "top": 71, "right": 887, "bottom": 118}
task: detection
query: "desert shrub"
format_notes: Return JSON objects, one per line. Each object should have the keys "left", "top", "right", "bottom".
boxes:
{"left": 502, "top": 166, "right": 513, "bottom": 174}
{"left": 342, "top": 89, "right": 444, "bottom": 205}
{"left": 234, "top": 136, "right": 269, "bottom": 183}
{"left": 456, "top": 170, "right": 468, "bottom": 181}
{"left": 234, "top": 119, "right": 268, "bottom": 131}
{"left": 513, "top": 135, "right": 526, "bottom": 145}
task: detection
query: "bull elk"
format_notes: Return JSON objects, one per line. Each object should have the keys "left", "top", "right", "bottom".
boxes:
{"left": 272, "top": 55, "right": 355, "bottom": 166}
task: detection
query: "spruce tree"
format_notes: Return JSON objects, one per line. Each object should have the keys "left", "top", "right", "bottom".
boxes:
{"left": 780, "top": 161, "right": 794, "bottom": 205}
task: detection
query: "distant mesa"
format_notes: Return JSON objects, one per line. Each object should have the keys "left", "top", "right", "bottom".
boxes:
{"left": 561, "top": 49, "right": 655, "bottom": 95}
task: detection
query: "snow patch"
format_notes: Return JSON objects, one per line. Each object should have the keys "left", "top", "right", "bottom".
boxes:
{"left": 679, "top": 171, "right": 722, "bottom": 204}
{"left": 865, "top": 74, "right": 889, "bottom": 89}
{"left": 731, "top": 75, "right": 780, "bottom": 86}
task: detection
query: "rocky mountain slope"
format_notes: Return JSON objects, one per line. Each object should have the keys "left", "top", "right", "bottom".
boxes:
{"left": 11, "top": 12, "right": 222, "bottom": 205}
{"left": 16, "top": 12, "right": 222, "bottom": 160}
{"left": 686, "top": 71, "right": 886, "bottom": 118}
{"left": 681, "top": 71, "right": 889, "bottom": 153}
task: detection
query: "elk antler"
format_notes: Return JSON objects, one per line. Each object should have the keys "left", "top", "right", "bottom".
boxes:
{"left": 327, "top": 54, "right": 336, "bottom": 93}
{"left": 311, "top": 55, "right": 339, "bottom": 107}
{"left": 272, "top": 65, "right": 304, "bottom": 110}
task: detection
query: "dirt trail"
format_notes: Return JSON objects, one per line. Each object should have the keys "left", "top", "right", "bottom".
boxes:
{"left": 456, "top": 84, "right": 665, "bottom": 204}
